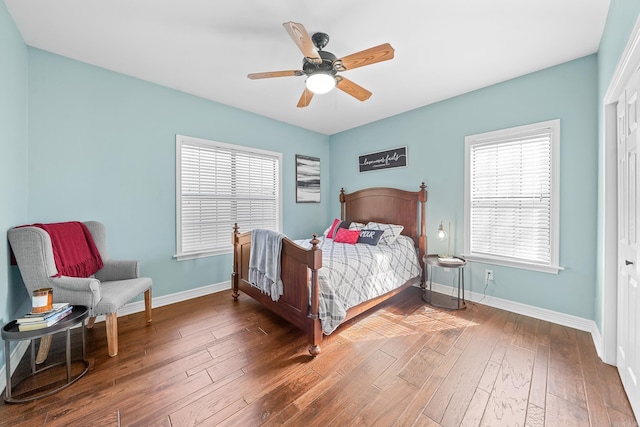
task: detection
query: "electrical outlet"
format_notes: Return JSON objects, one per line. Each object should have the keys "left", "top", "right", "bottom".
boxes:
{"left": 485, "top": 269, "right": 494, "bottom": 285}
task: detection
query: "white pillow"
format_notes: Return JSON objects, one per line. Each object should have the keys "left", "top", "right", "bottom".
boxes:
{"left": 365, "top": 222, "right": 404, "bottom": 245}
{"left": 349, "top": 222, "right": 365, "bottom": 231}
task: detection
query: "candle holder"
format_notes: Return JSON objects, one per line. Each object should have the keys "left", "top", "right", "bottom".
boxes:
{"left": 32, "top": 288, "right": 53, "bottom": 313}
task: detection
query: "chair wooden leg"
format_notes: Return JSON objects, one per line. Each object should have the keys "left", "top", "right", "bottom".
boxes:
{"left": 106, "top": 313, "right": 118, "bottom": 357}
{"left": 35, "top": 335, "right": 52, "bottom": 364}
{"left": 87, "top": 316, "right": 96, "bottom": 329}
{"left": 144, "top": 288, "right": 152, "bottom": 323}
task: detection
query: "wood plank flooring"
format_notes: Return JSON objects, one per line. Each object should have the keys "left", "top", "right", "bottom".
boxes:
{"left": 0, "top": 286, "right": 636, "bottom": 426}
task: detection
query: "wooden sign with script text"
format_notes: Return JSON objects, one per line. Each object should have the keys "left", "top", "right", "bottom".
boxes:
{"left": 358, "top": 147, "right": 407, "bottom": 172}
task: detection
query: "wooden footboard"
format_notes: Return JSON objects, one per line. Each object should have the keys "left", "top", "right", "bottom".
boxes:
{"left": 232, "top": 225, "right": 323, "bottom": 355}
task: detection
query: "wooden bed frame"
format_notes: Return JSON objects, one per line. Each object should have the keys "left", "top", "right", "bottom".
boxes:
{"left": 232, "top": 183, "right": 427, "bottom": 356}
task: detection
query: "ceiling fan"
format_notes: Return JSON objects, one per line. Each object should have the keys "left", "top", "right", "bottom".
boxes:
{"left": 247, "top": 22, "right": 395, "bottom": 108}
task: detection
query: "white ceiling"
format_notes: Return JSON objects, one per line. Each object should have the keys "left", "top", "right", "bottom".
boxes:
{"left": 5, "top": 0, "right": 611, "bottom": 135}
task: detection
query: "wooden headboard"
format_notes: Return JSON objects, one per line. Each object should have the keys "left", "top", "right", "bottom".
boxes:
{"left": 339, "top": 183, "right": 427, "bottom": 264}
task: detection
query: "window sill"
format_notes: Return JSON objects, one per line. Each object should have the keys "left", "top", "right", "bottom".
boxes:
{"left": 462, "top": 254, "right": 564, "bottom": 274}
{"left": 174, "top": 248, "right": 232, "bottom": 261}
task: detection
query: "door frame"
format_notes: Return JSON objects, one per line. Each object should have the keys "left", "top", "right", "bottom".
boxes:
{"left": 602, "top": 16, "right": 640, "bottom": 365}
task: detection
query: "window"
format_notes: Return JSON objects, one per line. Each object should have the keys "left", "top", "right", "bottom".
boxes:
{"left": 464, "top": 119, "right": 561, "bottom": 273}
{"left": 175, "top": 135, "right": 282, "bottom": 260}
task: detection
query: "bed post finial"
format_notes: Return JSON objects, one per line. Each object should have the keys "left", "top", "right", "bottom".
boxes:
{"left": 340, "top": 188, "right": 346, "bottom": 220}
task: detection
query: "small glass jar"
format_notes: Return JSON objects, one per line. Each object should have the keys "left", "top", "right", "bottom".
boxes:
{"left": 32, "top": 288, "right": 53, "bottom": 313}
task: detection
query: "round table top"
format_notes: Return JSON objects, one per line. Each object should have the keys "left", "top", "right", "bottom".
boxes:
{"left": 423, "top": 254, "right": 467, "bottom": 268}
{"left": 2, "top": 305, "right": 89, "bottom": 341}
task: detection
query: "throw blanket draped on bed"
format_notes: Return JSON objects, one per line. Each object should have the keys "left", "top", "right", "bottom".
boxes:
{"left": 249, "top": 229, "right": 285, "bottom": 301}
{"left": 34, "top": 221, "right": 103, "bottom": 278}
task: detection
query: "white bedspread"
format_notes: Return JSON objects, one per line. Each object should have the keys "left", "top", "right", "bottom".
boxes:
{"left": 294, "top": 235, "right": 421, "bottom": 334}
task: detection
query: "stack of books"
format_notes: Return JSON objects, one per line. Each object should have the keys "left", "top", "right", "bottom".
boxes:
{"left": 438, "top": 256, "right": 465, "bottom": 265}
{"left": 16, "top": 303, "right": 72, "bottom": 331}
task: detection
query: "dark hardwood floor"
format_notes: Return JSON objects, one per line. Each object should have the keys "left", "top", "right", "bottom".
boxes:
{"left": 0, "top": 286, "right": 636, "bottom": 426}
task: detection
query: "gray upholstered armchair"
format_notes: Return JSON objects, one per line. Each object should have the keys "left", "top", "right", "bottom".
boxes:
{"left": 8, "top": 221, "right": 152, "bottom": 357}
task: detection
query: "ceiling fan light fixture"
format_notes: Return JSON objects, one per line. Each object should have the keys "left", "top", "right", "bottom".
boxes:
{"left": 306, "top": 72, "right": 336, "bottom": 94}
{"left": 250, "top": 22, "right": 394, "bottom": 107}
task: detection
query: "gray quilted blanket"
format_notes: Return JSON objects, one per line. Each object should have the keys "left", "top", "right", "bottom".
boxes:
{"left": 294, "top": 235, "right": 421, "bottom": 334}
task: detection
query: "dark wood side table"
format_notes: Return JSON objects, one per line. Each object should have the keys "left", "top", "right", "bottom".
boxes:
{"left": 2, "top": 305, "right": 89, "bottom": 403}
{"left": 423, "top": 254, "right": 467, "bottom": 310}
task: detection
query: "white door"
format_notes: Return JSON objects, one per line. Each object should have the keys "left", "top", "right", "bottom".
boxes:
{"left": 617, "top": 66, "right": 640, "bottom": 416}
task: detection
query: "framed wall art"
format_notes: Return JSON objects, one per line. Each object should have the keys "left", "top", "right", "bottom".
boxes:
{"left": 358, "top": 146, "right": 407, "bottom": 172}
{"left": 295, "top": 154, "right": 321, "bottom": 203}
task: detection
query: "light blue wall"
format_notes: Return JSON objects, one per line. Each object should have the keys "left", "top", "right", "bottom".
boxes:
{"left": 26, "top": 48, "right": 330, "bottom": 301}
{"left": 0, "top": 1, "right": 30, "bottom": 361}
{"left": 3, "top": 1, "right": 636, "bottom": 342}
{"left": 595, "top": 1, "right": 640, "bottom": 331}
{"left": 330, "top": 55, "right": 599, "bottom": 320}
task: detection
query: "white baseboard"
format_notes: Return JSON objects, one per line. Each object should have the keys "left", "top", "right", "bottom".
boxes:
{"left": 0, "top": 280, "right": 232, "bottom": 395}
{"left": 2, "top": 279, "right": 605, "bottom": 395}
{"left": 116, "top": 280, "right": 231, "bottom": 317}
{"left": 421, "top": 282, "right": 603, "bottom": 358}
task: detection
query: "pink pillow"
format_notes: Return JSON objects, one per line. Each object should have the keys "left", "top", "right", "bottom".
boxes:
{"left": 326, "top": 218, "right": 341, "bottom": 238}
{"left": 327, "top": 218, "right": 354, "bottom": 239}
{"left": 334, "top": 228, "right": 361, "bottom": 244}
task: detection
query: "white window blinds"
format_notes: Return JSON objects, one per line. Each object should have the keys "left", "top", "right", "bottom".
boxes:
{"left": 176, "top": 135, "right": 281, "bottom": 260}
{"left": 464, "top": 120, "right": 560, "bottom": 273}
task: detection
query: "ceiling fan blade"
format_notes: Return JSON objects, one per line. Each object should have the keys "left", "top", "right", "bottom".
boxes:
{"left": 336, "top": 77, "right": 372, "bottom": 101}
{"left": 283, "top": 21, "right": 322, "bottom": 65}
{"left": 247, "top": 70, "right": 304, "bottom": 80}
{"left": 297, "top": 88, "right": 314, "bottom": 108}
{"left": 337, "top": 43, "right": 395, "bottom": 71}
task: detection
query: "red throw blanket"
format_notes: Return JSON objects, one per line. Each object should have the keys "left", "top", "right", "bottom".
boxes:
{"left": 32, "top": 221, "right": 104, "bottom": 278}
